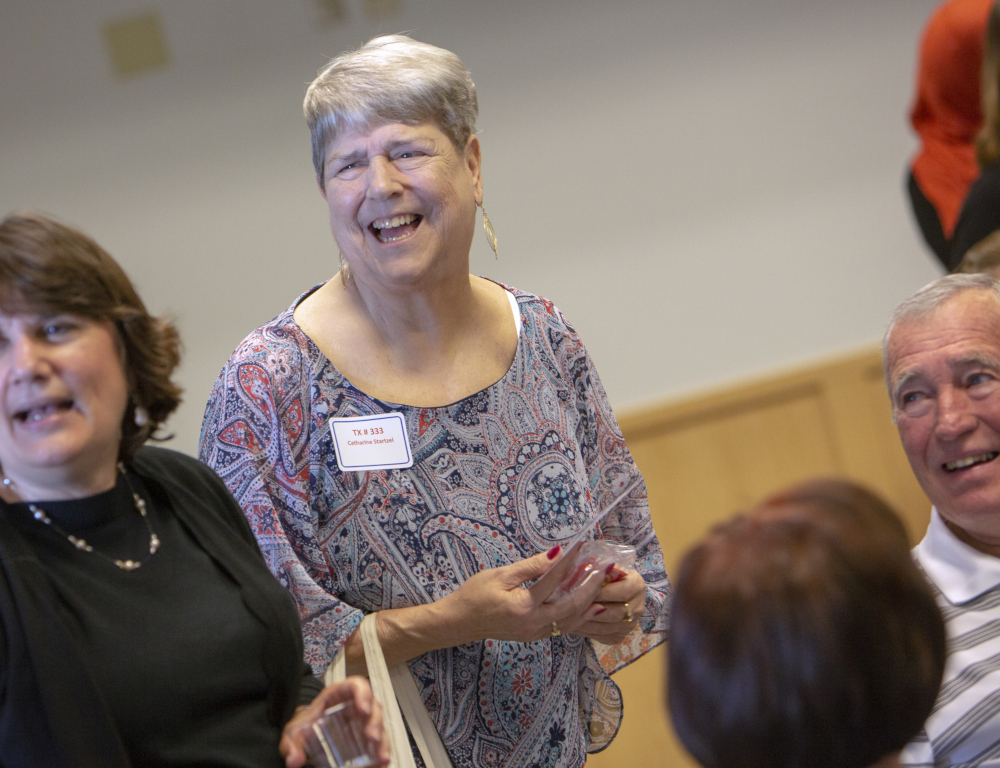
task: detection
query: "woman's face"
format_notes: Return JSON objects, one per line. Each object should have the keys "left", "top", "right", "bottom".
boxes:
{"left": 320, "top": 121, "right": 482, "bottom": 288}
{"left": 0, "top": 313, "right": 128, "bottom": 491}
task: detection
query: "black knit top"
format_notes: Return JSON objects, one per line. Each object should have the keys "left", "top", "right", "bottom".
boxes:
{"left": 0, "top": 447, "right": 321, "bottom": 768}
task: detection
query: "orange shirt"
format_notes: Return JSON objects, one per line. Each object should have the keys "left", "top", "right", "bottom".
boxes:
{"left": 910, "top": 0, "right": 993, "bottom": 237}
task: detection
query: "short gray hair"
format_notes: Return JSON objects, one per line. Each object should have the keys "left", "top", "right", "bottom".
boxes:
{"left": 882, "top": 273, "right": 1000, "bottom": 399}
{"left": 304, "top": 35, "right": 479, "bottom": 185}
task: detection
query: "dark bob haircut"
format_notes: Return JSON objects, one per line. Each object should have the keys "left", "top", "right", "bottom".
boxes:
{"left": 667, "top": 479, "right": 946, "bottom": 768}
{"left": 0, "top": 212, "right": 181, "bottom": 463}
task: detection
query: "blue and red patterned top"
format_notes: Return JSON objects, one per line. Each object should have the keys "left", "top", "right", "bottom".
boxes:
{"left": 198, "top": 283, "right": 670, "bottom": 768}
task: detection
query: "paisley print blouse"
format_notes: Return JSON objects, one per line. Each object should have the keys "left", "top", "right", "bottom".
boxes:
{"left": 198, "top": 283, "right": 670, "bottom": 768}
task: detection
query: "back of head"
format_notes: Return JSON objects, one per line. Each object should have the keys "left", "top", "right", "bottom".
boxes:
{"left": 978, "top": 0, "right": 1000, "bottom": 167}
{"left": 955, "top": 228, "right": 1000, "bottom": 277}
{"left": 304, "top": 34, "right": 478, "bottom": 185}
{"left": 667, "top": 479, "right": 946, "bottom": 768}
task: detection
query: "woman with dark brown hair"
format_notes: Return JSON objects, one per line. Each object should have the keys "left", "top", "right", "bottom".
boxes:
{"left": 667, "top": 480, "right": 946, "bottom": 768}
{"left": 0, "top": 212, "right": 389, "bottom": 768}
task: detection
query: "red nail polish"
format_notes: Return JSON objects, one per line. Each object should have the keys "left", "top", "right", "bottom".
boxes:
{"left": 547, "top": 545, "right": 561, "bottom": 560}
{"left": 595, "top": 606, "right": 606, "bottom": 615}
{"left": 605, "top": 563, "right": 615, "bottom": 575}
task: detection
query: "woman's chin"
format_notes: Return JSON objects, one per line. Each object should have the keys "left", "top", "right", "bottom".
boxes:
{"left": 1, "top": 429, "right": 117, "bottom": 485}
{"left": 356, "top": 256, "right": 451, "bottom": 290}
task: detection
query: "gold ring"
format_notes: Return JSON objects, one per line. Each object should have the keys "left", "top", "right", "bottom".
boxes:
{"left": 623, "top": 602, "right": 634, "bottom": 623}
{"left": 551, "top": 622, "right": 561, "bottom": 637}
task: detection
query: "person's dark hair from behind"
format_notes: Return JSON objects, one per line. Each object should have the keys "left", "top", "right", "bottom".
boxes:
{"left": 0, "top": 212, "right": 182, "bottom": 462}
{"left": 978, "top": 1, "right": 1000, "bottom": 167}
{"left": 955, "top": 228, "right": 1000, "bottom": 275}
{"left": 667, "top": 479, "right": 946, "bottom": 768}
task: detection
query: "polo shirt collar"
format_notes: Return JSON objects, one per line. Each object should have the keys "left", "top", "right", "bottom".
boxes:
{"left": 916, "top": 508, "right": 1000, "bottom": 604}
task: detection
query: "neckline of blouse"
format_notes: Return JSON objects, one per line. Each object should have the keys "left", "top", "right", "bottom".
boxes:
{"left": 290, "top": 278, "right": 525, "bottom": 411}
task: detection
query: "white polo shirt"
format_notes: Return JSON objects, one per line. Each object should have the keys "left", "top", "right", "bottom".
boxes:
{"left": 901, "top": 509, "right": 1000, "bottom": 767}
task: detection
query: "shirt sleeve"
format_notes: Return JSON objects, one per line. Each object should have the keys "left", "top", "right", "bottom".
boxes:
{"left": 198, "top": 325, "right": 364, "bottom": 676}
{"left": 296, "top": 664, "right": 324, "bottom": 708}
{"left": 899, "top": 729, "right": 934, "bottom": 766}
{"left": 547, "top": 302, "right": 671, "bottom": 674}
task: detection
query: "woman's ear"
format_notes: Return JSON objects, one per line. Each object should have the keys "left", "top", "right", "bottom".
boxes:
{"left": 465, "top": 135, "right": 483, "bottom": 204}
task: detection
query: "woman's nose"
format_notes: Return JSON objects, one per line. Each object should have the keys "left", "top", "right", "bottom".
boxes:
{"left": 366, "top": 157, "right": 403, "bottom": 199}
{"left": 9, "top": 337, "right": 49, "bottom": 383}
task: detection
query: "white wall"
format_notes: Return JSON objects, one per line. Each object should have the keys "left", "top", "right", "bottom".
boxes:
{"left": 0, "top": 0, "right": 943, "bottom": 456}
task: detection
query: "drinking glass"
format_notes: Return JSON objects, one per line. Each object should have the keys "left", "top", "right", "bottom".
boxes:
{"left": 302, "top": 701, "right": 378, "bottom": 768}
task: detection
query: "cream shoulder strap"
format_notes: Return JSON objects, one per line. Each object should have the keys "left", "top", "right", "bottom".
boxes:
{"left": 325, "top": 614, "right": 454, "bottom": 768}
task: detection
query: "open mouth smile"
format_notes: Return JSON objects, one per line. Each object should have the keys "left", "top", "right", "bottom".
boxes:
{"left": 943, "top": 452, "right": 1000, "bottom": 472}
{"left": 13, "top": 399, "right": 73, "bottom": 424}
{"left": 370, "top": 214, "right": 422, "bottom": 243}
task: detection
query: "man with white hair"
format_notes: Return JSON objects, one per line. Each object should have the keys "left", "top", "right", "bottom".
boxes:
{"left": 887, "top": 273, "right": 1000, "bottom": 767}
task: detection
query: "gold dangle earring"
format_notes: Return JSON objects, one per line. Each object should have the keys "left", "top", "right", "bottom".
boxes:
{"left": 481, "top": 202, "right": 498, "bottom": 259}
{"left": 338, "top": 252, "right": 350, "bottom": 287}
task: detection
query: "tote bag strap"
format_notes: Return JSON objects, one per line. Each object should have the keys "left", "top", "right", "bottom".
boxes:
{"left": 324, "top": 614, "right": 454, "bottom": 768}
{"left": 325, "top": 645, "right": 347, "bottom": 685}
{"left": 389, "top": 664, "right": 455, "bottom": 768}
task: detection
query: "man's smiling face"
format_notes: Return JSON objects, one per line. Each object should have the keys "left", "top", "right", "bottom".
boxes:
{"left": 888, "top": 290, "right": 1000, "bottom": 553}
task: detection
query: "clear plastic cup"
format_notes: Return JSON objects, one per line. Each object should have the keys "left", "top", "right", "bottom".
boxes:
{"left": 302, "top": 701, "right": 378, "bottom": 768}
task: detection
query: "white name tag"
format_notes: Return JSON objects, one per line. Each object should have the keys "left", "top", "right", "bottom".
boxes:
{"left": 329, "top": 413, "right": 414, "bottom": 472}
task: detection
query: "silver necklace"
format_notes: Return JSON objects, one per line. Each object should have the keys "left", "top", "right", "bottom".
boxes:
{"left": 4, "top": 463, "right": 160, "bottom": 571}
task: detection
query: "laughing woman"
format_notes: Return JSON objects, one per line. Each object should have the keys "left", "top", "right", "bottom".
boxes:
{"left": 199, "top": 35, "right": 670, "bottom": 768}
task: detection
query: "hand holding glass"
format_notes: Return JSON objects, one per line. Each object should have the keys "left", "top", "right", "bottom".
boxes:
{"left": 301, "top": 701, "right": 380, "bottom": 768}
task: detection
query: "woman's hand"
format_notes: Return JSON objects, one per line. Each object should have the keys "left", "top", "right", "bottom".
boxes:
{"left": 348, "top": 544, "right": 624, "bottom": 672}
{"left": 571, "top": 567, "right": 647, "bottom": 645}
{"left": 280, "top": 676, "right": 391, "bottom": 768}
{"left": 442, "top": 543, "right": 610, "bottom": 644}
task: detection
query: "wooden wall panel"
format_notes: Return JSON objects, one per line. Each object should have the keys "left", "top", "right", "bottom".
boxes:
{"left": 629, "top": 387, "right": 841, "bottom": 571}
{"left": 821, "top": 356, "right": 931, "bottom": 537}
{"left": 586, "top": 346, "right": 929, "bottom": 768}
